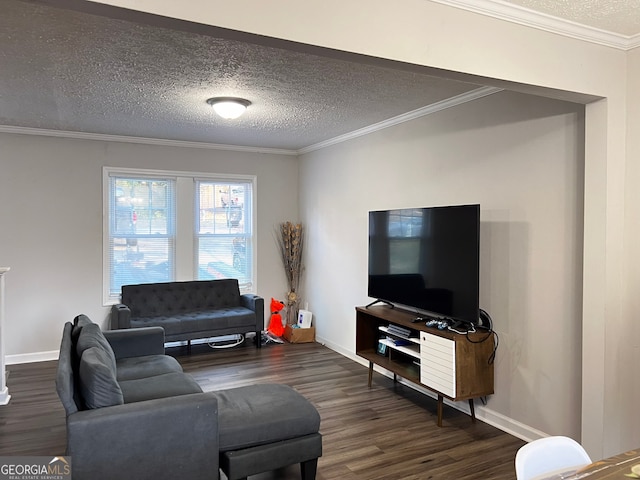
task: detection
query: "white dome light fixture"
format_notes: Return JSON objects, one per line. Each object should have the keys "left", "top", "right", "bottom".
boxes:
{"left": 206, "top": 97, "right": 251, "bottom": 119}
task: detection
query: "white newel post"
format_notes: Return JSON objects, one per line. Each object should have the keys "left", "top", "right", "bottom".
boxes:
{"left": 0, "top": 267, "right": 10, "bottom": 405}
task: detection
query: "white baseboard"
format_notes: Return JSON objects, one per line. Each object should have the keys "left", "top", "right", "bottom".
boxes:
{"left": 316, "top": 334, "right": 548, "bottom": 443}
{"left": 473, "top": 404, "right": 549, "bottom": 442}
{"left": 6, "top": 350, "right": 58, "bottom": 365}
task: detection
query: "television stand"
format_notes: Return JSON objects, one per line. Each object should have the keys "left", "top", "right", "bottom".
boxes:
{"left": 365, "top": 299, "right": 394, "bottom": 308}
{"left": 356, "top": 305, "right": 494, "bottom": 427}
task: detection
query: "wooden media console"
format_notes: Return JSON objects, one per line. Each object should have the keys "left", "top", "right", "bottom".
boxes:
{"left": 356, "top": 305, "right": 494, "bottom": 427}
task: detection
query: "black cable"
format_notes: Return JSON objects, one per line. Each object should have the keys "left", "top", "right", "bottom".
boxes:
{"left": 465, "top": 308, "right": 499, "bottom": 365}
{"left": 487, "top": 331, "right": 499, "bottom": 365}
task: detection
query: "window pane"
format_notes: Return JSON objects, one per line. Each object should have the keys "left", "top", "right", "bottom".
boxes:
{"left": 198, "top": 183, "right": 248, "bottom": 234}
{"left": 109, "top": 176, "right": 175, "bottom": 297}
{"left": 111, "top": 237, "right": 172, "bottom": 291}
{"left": 197, "top": 236, "right": 252, "bottom": 286}
{"left": 196, "top": 180, "right": 253, "bottom": 290}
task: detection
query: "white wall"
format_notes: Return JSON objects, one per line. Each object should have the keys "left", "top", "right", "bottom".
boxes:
{"left": 620, "top": 47, "right": 640, "bottom": 452}
{"left": 89, "top": 0, "right": 633, "bottom": 456}
{"left": 6, "top": 0, "right": 640, "bottom": 458}
{"left": 300, "top": 90, "right": 585, "bottom": 440}
{"left": 0, "top": 132, "right": 297, "bottom": 361}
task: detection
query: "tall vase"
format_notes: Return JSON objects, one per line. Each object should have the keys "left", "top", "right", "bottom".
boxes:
{"left": 286, "top": 290, "right": 299, "bottom": 326}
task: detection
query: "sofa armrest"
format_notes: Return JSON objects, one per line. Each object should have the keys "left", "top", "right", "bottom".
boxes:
{"left": 110, "top": 303, "right": 131, "bottom": 329}
{"left": 67, "top": 392, "right": 218, "bottom": 480}
{"left": 103, "top": 327, "right": 165, "bottom": 359}
{"left": 241, "top": 294, "right": 265, "bottom": 331}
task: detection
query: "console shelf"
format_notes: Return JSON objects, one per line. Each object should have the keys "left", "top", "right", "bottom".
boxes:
{"left": 378, "top": 326, "right": 421, "bottom": 359}
{"left": 356, "top": 305, "right": 494, "bottom": 427}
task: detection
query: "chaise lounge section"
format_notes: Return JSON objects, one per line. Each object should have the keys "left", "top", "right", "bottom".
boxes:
{"left": 110, "top": 278, "right": 264, "bottom": 348}
{"left": 56, "top": 315, "right": 322, "bottom": 480}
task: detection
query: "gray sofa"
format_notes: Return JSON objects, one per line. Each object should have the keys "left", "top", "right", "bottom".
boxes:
{"left": 56, "top": 315, "right": 322, "bottom": 480}
{"left": 110, "top": 279, "right": 264, "bottom": 348}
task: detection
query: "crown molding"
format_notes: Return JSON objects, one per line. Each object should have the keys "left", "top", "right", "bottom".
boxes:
{"left": 2, "top": 89, "right": 502, "bottom": 157}
{"left": 430, "top": 0, "right": 638, "bottom": 50}
{"left": 299, "top": 86, "right": 503, "bottom": 155}
{"left": 628, "top": 33, "right": 640, "bottom": 50}
{"left": 0, "top": 125, "right": 298, "bottom": 156}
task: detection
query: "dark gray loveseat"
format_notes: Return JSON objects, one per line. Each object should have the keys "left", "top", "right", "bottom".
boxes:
{"left": 56, "top": 315, "right": 322, "bottom": 480}
{"left": 111, "top": 278, "right": 264, "bottom": 348}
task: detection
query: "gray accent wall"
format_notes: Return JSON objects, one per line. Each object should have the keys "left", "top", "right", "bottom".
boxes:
{"left": 0, "top": 134, "right": 298, "bottom": 358}
{"left": 299, "top": 90, "right": 585, "bottom": 441}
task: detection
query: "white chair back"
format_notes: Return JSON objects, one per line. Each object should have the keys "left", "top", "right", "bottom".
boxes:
{"left": 515, "top": 436, "right": 592, "bottom": 480}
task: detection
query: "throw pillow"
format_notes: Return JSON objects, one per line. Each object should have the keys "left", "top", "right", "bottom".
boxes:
{"left": 76, "top": 322, "right": 117, "bottom": 372}
{"left": 71, "top": 314, "right": 93, "bottom": 345}
{"left": 78, "top": 346, "right": 124, "bottom": 409}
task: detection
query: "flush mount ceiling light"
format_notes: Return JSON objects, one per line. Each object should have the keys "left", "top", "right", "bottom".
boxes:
{"left": 206, "top": 97, "right": 251, "bottom": 119}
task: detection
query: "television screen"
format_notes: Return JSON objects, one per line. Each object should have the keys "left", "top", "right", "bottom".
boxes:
{"left": 368, "top": 204, "right": 480, "bottom": 324}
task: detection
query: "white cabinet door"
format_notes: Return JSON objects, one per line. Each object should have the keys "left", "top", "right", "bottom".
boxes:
{"left": 420, "top": 332, "right": 456, "bottom": 398}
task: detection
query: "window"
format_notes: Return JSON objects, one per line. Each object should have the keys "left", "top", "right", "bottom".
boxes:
{"left": 195, "top": 180, "right": 253, "bottom": 290}
{"left": 106, "top": 175, "right": 175, "bottom": 299}
{"left": 104, "top": 168, "right": 255, "bottom": 303}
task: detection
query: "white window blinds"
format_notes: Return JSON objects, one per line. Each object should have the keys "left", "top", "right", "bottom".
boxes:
{"left": 104, "top": 168, "right": 255, "bottom": 303}
{"left": 195, "top": 180, "right": 253, "bottom": 291}
{"left": 107, "top": 175, "right": 176, "bottom": 298}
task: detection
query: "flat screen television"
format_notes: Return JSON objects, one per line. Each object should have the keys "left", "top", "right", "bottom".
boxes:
{"left": 368, "top": 204, "right": 480, "bottom": 324}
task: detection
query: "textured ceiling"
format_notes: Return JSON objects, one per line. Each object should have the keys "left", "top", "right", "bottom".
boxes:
{"left": 0, "top": 0, "right": 484, "bottom": 151}
{"left": 0, "top": 0, "right": 637, "bottom": 152}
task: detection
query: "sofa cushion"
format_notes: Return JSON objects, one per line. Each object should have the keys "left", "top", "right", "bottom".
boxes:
{"left": 130, "top": 307, "right": 256, "bottom": 336}
{"left": 122, "top": 279, "right": 242, "bottom": 318}
{"left": 76, "top": 323, "right": 117, "bottom": 372}
{"left": 116, "top": 355, "right": 183, "bottom": 381}
{"left": 214, "top": 384, "right": 321, "bottom": 451}
{"left": 78, "top": 346, "right": 124, "bottom": 409}
{"left": 119, "top": 372, "right": 203, "bottom": 404}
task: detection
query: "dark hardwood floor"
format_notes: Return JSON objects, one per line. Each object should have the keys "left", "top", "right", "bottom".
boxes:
{"left": 0, "top": 340, "right": 524, "bottom": 479}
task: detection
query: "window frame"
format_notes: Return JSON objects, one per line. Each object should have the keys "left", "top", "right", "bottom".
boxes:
{"left": 103, "top": 167, "right": 257, "bottom": 305}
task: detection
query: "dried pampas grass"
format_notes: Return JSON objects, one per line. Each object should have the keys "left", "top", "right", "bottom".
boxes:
{"left": 276, "top": 222, "right": 304, "bottom": 325}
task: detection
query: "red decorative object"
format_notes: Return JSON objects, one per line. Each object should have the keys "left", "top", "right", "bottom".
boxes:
{"left": 267, "top": 297, "right": 285, "bottom": 337}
